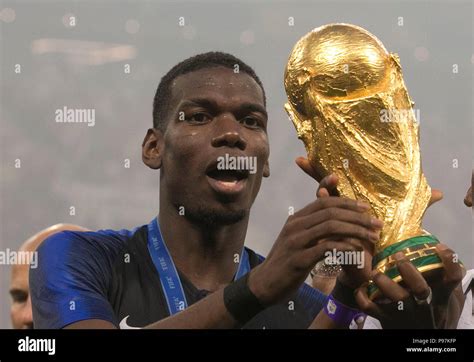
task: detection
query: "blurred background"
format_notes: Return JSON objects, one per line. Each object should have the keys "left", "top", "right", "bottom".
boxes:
{"left": 1, "top": 0, "right": 472, "bottom": 328}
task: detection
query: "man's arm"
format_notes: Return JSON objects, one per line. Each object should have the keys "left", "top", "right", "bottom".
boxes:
{"left": 58, "top": 197, "right": 381, "bottom": 329}
{"left": 66, "top": 289, "right": 237, "bottom": 329}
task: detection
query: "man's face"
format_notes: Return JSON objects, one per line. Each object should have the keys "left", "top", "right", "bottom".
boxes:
{"left": 156, "top": 66, "right": 269, "bottom": 225}
{"left": 10, "top": 261, "right": 33, "bottom": 329}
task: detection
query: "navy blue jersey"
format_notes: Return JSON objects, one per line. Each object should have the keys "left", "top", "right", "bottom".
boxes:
{"left": 30, "top": 223, "right": 326, "bottom": 329}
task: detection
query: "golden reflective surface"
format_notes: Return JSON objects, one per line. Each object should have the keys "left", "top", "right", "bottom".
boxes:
{"left": 284, "top": 24, "right": 432, "bottom": 254}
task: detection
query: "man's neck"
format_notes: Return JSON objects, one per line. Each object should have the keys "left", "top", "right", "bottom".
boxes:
{"left": 157, "top": 206, "right": 249, "bottom": 292}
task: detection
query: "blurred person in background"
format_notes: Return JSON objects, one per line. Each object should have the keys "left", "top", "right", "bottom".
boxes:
{"left": 10, "top": 223, "right": 88, "bottom": 329}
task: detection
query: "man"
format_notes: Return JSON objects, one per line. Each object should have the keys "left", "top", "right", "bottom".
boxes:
{"left": 10, "top": 223, "right": 88, "bottom": 329}
{"left": 30, "top": 52, "right": 461, "bottom": 329}
{"left": 30, "top": 52, "right": 381, "bottom": 329}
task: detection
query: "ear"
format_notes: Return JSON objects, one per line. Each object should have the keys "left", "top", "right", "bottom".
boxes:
{"left": 142, "top": 128, "right": 164, "bottom": 170}
{"left": 263, "top": 159, "right": 270, "bottom": 177}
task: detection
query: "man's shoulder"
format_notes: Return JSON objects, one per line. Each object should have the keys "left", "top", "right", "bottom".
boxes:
{"left": 37, "top": 225, "right": 144, "bottom": 265}
{"left": 30, "top": 226, "right": 145, "bottom": 329}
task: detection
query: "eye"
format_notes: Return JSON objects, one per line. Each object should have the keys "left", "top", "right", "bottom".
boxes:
{"left": 186, "top": 112, "right": 212, "bottom": 124}
{"left": 11, "top": 291, "right": 28, "bottom": 304}
{"left": 241, "top": 116, "right": 261, "bottom": 129}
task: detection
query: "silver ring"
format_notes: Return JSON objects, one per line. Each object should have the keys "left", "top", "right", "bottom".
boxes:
{"left": 413, "top": 287, "right": 433, "bottom": 305}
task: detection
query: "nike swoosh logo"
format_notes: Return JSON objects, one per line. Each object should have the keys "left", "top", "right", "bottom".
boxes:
{"left": 119, "top": 315, "right": 141, "bottom": 329}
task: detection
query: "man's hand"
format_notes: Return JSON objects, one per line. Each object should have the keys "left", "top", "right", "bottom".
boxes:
{"left": 296, "top": 158, "right": 376, "bottom": 288}
{"left": 354, "top": 244, "right": 465, "bottom": 329}
{"left": 296, "top": 156, "right": 445, "bottom": 289}
{"left": 247, "top": 197, "right": 383, "bottom": 306}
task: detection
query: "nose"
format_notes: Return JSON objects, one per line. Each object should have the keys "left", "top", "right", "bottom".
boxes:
{"left": 211, "top": 113, "right": 247, "bottom": 150}
{"left": 21, "top": 296, "right": 34, "bottom": 329}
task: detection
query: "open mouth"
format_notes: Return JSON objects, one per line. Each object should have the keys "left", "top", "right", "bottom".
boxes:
{"left": 205, "top": 163, "right": 249, "bottom": 196}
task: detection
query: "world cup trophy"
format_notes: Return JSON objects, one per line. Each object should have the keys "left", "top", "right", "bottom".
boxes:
{"left": 284, "top": 23, "right": 444, "bottom": 298}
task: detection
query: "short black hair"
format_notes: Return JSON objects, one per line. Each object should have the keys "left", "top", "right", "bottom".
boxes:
{"left": 152, "top": 51, "right": 266, "bottom": 131}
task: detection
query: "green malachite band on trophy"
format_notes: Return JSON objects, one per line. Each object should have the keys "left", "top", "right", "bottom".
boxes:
{"left": 367, "top": 282, "right": 377, "bottom": 297}
{"left": 372, "top": 235, "right": 440, "bottom": 268}
{"left": 367, "top": 254, "right": 443, "bottom": 296}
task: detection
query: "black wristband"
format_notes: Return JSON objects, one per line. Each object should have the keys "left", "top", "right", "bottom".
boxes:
{"left": 331, "top": 278, "right": 358, "bottom": 309}
{"left": 223, "top": 273, "right": 265, "bottom": 325}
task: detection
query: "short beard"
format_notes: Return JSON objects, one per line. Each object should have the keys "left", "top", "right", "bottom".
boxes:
{"left": 176, "top": 202, "right": 247, "bottom": 227}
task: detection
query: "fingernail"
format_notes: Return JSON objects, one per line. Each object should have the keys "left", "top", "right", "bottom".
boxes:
{"left": 371, "top": 218, "right": 384, "bottom": 228}
{"left": 358, "top": 201, "right": 370, "bottom": 211}
{"left": 394, "top": 252, "right": 405, "bottom": 261}
{"left": 436, "top": 244, "right": 448, "bottom": 251}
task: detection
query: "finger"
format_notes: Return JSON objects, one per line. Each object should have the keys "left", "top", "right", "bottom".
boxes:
{"left": 393, "top": 252, "right": 431, "bottom": 299}
{"left": 317, "top": 187, "right": 330, "bottom": 198}
{"left": 302, "top": 240, "right": 361, "bottom": 267}
{"left": 341, "top": 246, "right": 373, "bottom": 271}
{"left": 428, "top": 189, "right": 443, "bottom": 207}
{"left": 317, "top": 174, "right": 340, "bottom": 197}
{"left": 435, "top": 244, "right": 464, "bottom": 290}
{"left": 344, "top": 237, "right": 376, "bottom": 256}
{"left": 295, "top": 157, "right": 321, "bottom": 181}
{"left": 294, "top": 196, "right": 370, "bottom": 217}
{"left": 295, "top": 157, "right": 340, "bottom": 197}
{"left": 464, "top": 186, "right": 472, "bottom": 207}
{"left": 296, "top": 207, "right": 383, "bottom": 233}
{"left": 301, "top": 219, "right": 380, "bottom": 247}
{"left": 355, "top": 285, "right": 384, "bottom": 319}
{"left": 371, "top": 270, "right": 410, "bottom": 302}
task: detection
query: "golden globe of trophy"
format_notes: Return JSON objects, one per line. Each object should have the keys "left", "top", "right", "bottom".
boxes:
{"left": 284, "top": 23, "right": 444, "bottom": 299}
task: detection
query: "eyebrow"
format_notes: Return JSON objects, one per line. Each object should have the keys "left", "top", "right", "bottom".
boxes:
{"left": 179, "top": 98, "right": 268, "bottom": 119}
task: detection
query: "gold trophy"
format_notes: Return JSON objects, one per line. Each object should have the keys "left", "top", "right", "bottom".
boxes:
{"left": 284, "top": 23, "right": 444, "bottom": 298}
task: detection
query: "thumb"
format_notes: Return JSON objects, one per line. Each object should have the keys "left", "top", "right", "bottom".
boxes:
{"left": 295, "top": 156, "right": 321, "bottom": 181}
{"left": 317, "top": 187, "right": 330, "bottom": 198}
{"left": 428, "top": 189, "right": 443, "bottom": 207}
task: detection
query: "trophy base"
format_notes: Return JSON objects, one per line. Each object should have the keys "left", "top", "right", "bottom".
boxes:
{"left": 367, "top": 235, "right": 444, "bottom": 300}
